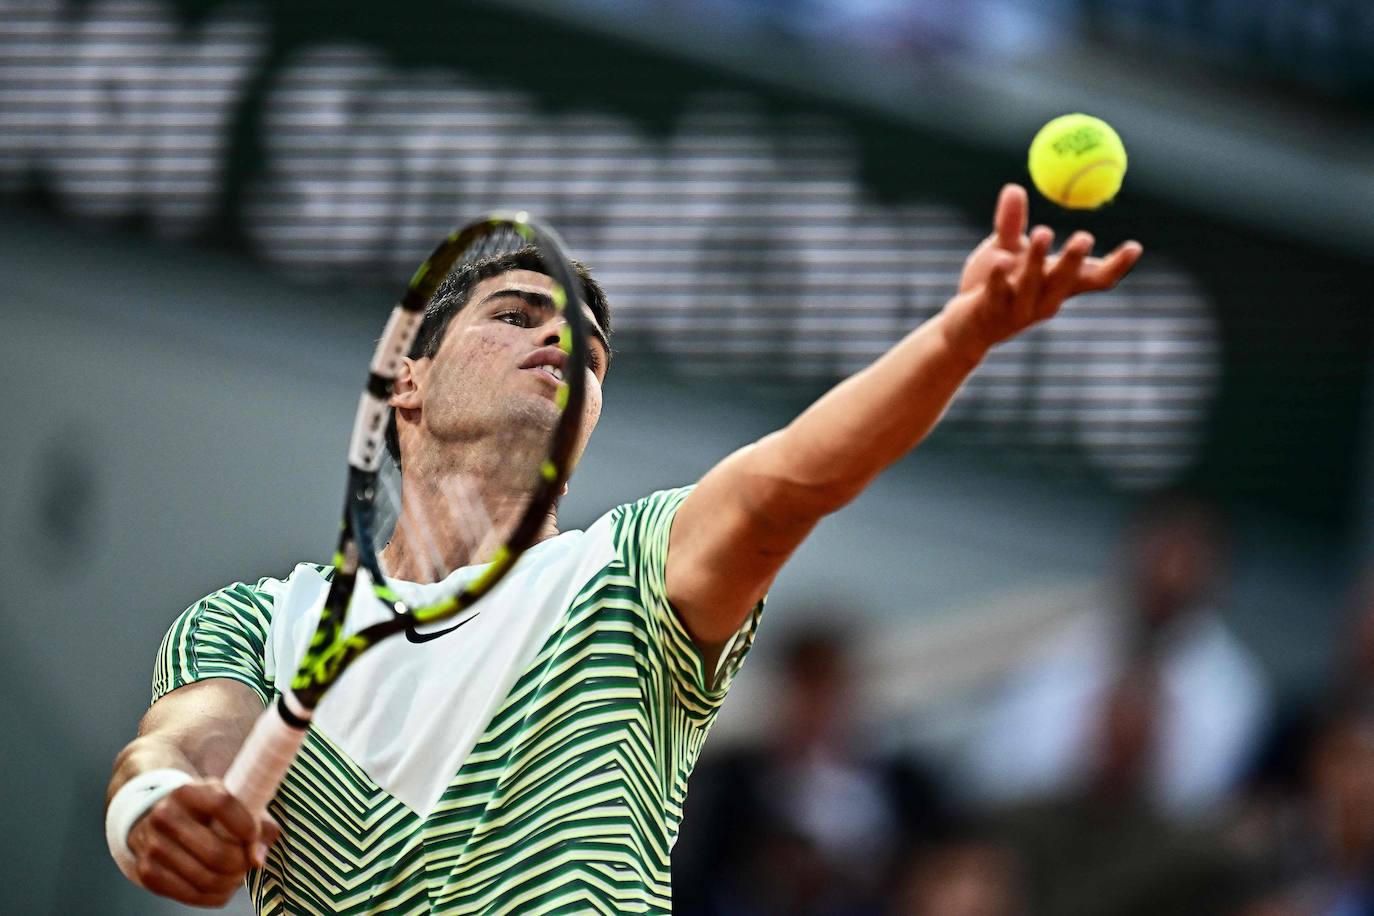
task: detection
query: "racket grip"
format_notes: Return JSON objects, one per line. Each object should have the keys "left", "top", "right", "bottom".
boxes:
{"left": 224, "top": 694, "right": 311, "bottom": 819}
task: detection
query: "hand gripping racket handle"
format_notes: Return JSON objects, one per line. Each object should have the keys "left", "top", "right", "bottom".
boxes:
{"left": 224, "top": 693, "right": 311, "bottom": 819}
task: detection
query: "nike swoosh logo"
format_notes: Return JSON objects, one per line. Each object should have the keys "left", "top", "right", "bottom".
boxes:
{"left": 404, "top": 612, "right": 478, "bottom": 644}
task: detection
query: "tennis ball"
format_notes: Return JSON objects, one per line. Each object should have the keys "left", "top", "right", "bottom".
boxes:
{"left": 1027, "top": 114, "right": 1127, "bottom": 210}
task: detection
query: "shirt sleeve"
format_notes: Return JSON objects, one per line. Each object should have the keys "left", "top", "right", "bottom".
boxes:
{"left": 612, "top": 486, "right": 764, "bottom": 724}
{"left": 151, "top": 579, "right": 276, "bottom": 707}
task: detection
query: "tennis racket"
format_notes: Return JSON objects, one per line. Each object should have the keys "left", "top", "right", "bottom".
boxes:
{"left": 223, "top": 212, "right": 591, "bottom": 818}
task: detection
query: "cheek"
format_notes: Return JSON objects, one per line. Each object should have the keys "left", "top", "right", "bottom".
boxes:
{"left": 431, "top": 332, "right": 505, "bottom": 395}
{"left": 466, "top": 330, "right": 510, "bottom": 370}
{"left": 581, "top": 378, "right": 604, "bottom": 428}
{"left": 570, "top": 379, "right": 603, "bottom": 453}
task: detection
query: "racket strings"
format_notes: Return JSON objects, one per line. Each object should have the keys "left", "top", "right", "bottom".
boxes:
{"left": 365, "top": 220, "right": 574, "bottom": 603}
{"left": 374, "top": 238, "right": 555, "bottom": 590}
{"left": 378, "top": 467, "right": 482, "bottom": 587}
{"left": 443, "top": 474, "right": 496, "bottom": 562}
{"left": 378, "top": 466, "right": 437, "bottom": 585}
{"left": 471, "top": 226, "right": 526, "bottom": 261}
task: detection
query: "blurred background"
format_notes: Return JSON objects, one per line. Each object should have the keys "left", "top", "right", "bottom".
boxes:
{"left": 1, "top": 0, "right": 1371, "bottom": 913}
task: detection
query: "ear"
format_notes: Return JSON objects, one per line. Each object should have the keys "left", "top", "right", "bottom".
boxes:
{"left": 390, "top": 357, "right": 426, "bottom": 410}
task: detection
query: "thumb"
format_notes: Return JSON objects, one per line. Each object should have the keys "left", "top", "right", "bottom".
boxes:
{"left": 251, "top": 816, "right": 282, "bottom": 868}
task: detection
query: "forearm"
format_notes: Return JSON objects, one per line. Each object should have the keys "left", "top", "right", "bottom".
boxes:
{"left": 107, "top": 737, "right": 198, "bottom": 807}
{"left": 107, "top": 729, "right": 243, "bottom": 806}
{"left": 107, "top": 680, "right": 261, "bottom": 808}
{"left": 667, "top": 192, "right": 1141, "bottom": 642}
{"left": 106, "top": 680, "right": 270, "bottom": 902}
{"left": 761, "top": 309, "right": 985, "bottom": 518}
{"left": 666, "top": 309, "right": 984, "bottom": 641}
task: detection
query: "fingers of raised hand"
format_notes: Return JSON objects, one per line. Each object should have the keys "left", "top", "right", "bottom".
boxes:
{"left": 1042, "top": 231, "right": 1095, "bottom": 303}
{"left": 1078, "top": 241, "right": 1144, "bottom": 292}
{"left": 993, "top": 183, "right": 1029, "bottom": 251}
{"left": 1010, "top": 225, "right": 1053, "bottom": 316}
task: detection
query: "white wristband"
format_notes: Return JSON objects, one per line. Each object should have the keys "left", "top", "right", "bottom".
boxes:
{"left": 105, "top": 768, "right": 194, "bottom": 886}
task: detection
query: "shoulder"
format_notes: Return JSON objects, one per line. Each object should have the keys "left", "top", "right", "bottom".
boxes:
{"left": 182, "top": 562, "right": 334, "bottom": 633}
{"left": 254, "top": 562, "right": 334, "bottom": 596}
{"left": 605, "top": 486, "right": 695, "bottom": 548}
{"left": 153, "top": 563, "right": 326, "bottom": 704}
{"left": 253, "top": 562, "right": 336, "bottom": 632}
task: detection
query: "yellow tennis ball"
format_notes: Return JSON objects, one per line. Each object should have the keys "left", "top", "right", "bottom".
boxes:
{"left": 1027, "top": 114, "right": 1127, "bottom": 209}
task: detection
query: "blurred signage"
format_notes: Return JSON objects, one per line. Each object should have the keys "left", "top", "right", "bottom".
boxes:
{"left": 501, "top": 0, "right": 1374, "bottom": 102}
{"left": 0, "top": 0, "right": 1220, "bottom": 491}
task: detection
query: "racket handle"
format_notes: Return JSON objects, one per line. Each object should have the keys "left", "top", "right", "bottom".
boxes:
{"left": 224, "top": 694, "right": 311, "bottom": 819}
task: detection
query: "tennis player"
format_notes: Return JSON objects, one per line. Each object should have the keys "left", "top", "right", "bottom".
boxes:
{"left": 105, "top": 184, "right": 1141, "bottom": 913}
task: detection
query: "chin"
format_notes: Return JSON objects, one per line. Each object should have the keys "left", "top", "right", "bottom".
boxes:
{"left": 505, "top": 395, "right": 560, "bottom": 431}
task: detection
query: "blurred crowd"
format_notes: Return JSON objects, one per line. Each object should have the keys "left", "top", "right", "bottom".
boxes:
{"left": 675, "top": 494, "right": 1374, "bottom": 916}
{"left": 580, "top": 0, "right": 1374, "bottom": 95}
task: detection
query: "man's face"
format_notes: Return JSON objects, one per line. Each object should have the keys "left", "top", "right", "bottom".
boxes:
{"left": 412, "top": 269, "right": 609, "bottom": 471}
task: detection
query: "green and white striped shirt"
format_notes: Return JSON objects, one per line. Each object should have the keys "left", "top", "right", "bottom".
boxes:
{"left": 152, "top": 488, "right": 762, "bottom": 914}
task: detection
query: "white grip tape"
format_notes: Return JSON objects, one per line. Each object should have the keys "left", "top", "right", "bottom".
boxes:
{"left": 347, "top": 390, "right": 389, "bottom": 471}
{"left": 106, "top": 767, "right": 195, "bottom": 886}
{"left": 224, "top": 694, "right": 311, "bottom": 820}
{"left": 371, "top": 305, "right": 423, "bottom": 377}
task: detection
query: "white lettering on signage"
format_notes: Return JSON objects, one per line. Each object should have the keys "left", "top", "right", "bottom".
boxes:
{"left": 0, "top": 7, "right": 1218, "bottom": 488}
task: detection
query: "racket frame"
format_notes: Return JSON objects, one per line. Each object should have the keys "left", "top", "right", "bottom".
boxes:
{"left": 224, "top": 212, "right": 590, "bottom": 818}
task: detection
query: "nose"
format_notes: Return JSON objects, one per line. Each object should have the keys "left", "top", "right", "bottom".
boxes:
{"left": 538, "top": 314, "right": 565, "bottom": 348}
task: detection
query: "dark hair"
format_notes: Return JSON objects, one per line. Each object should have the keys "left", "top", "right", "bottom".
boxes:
{"left": 384, "top": 248, "right": 612, "bottom": 469}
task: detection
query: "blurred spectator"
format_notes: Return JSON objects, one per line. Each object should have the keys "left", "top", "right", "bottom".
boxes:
{"left": 966, "top": 492, "right": 1272, "bottom": 819}
{"left": 1238, "top": 572, "right": 1374, "bottom": 916}
{"left": 989, "top": 662, "right": 1247, "bottom": 915}
{"left": 674, "top": 626, "right": 944, "bottom": 915}
{"left": 1240, "top": 572, "right": 1374, "bottom": 836}
{"left": 1303, "top": 707, "right": 1374, "bottom": 913}
{"left": 1232, "top": 703, "right": 1374, "bottom": 916}
{"left": 1331, "top": 573, "right": 1374, "bottom": 708}
{"left": 888, "top": 826, "right": 1024, "bottom": 916}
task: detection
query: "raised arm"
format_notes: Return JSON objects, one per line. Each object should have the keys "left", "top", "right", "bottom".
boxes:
{"left": 666, "top": 185, "right": 1142, "bottom": 652}
{"left": 106, "top": 679, "right": 277, "bottom": 906}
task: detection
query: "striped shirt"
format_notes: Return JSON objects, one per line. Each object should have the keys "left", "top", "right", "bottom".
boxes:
{"left": 152, "top": 487, "right": 762, "bottom": 914}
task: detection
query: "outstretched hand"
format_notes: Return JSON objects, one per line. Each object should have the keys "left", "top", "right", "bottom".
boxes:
{"left": 944, "top": 183, "right": 1143, "bottom": 359}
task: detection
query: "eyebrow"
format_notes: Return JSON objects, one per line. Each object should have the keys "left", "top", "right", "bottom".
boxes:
{"left": 477, "top": 286, "right": 611, "bottom": 361}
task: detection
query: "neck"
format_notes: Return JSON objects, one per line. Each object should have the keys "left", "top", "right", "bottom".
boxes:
{"left": 378, "top": 445, "right": 559, "bottom": 583}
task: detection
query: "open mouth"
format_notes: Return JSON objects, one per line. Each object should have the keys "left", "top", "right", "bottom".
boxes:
{"left": 531, "top": 364, "right": 564, "bottom": 383}
{"left": 520, "top": 346, "right": 568, "bottom": 384}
